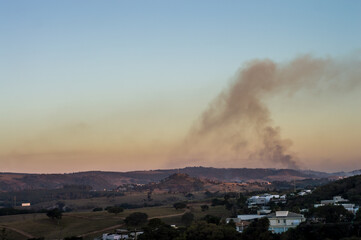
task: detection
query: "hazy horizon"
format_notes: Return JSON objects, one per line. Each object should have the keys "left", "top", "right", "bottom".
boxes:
{"left": 1, "top": 1, "right": 361, "bottom": 173}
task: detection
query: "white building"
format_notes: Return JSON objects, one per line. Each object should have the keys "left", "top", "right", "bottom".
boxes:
{"left": 248, "top": 194, "right": 280, "bottom": 205}
{"left": 103, "top": 233, "right": 127, "bottom": 240}
{"left": 321, "top": 196, "right": 348, "bottom": 205}
{"left": 341, "top": 203, "right": 359, "bottom": 214}
{"left": 267, "top": 211, "right": 306, "bottom": 234}
{"left": 315, "top": 196, "right": 359, "bottom": 214}
{"left": 226, "top": 215, "right": 265, "bottom": 232}
{"left": 102, "top": 231, "right": 143, "bottom": 240}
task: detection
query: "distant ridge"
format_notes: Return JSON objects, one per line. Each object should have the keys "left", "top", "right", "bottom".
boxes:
{"left": 0, "top": 166, "right": 355, "bottom": 192}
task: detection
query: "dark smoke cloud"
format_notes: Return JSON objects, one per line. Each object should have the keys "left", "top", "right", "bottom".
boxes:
{"left": 175, "top": 55, "right": 361, "bottom": 169}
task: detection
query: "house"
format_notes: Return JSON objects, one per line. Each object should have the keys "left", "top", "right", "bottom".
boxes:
{"left": 314, "top": 202, "right": 359, "bottom": 214}
{"left": 226, "top": 215, "right": 265, "bottom": 232}
{"left": 101, "top": 231, "right": 143, "bottom": 240}
{"left": 321, "top": 196, "right": 348, "bottom": 205}
{"left": 102, "top": 233, "right": 127, "bottom": 240}
{"left": 314, "top": 196, "right": 359, "bottom": 214}
{"left": 267, "top": 211, "right": 306, "bottom": 234}
{"left": 248, "top": 194, "right": 280, "bottom": 206}
{"left": 341, "top": 203, "right": 359, "bottom": 214}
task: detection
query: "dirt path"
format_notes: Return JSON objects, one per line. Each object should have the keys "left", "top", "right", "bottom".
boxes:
{"left": 78, "top": 224, "right": 124, "bottom": 237}
{"left": 0, "top": 224, "right": 35, "bottom": 239}
{"left": 149, "top": 210, "right": 188, "bottom": 219}
{"left": 65, "top": 213, "right": 123, "bottom": 221}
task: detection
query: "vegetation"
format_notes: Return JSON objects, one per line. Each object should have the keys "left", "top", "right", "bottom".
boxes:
{"left": 46, "top": 208, "right": 62, "bottom": 220}
{"left": 125, "top": 212, "right": 149, "bottom": 228}
{"left": 0, "top": 228, "right": 8, "bottom": 240}
{"left": 181, "top": 212, "right": 195, "bottom": 227}
{"left": 173, "top": 202, "right": 187, "bottom": 210}
{"left": 201, "top": 204, "right": 209, "bottom": 211}
{"left": 182, "top": 221, "right": 240, "bottom": 240}
{"left": 307, "top": 205, "right": 354, "bottom": 223}
{"left": 139, "top": 218, "right": 180, "bottom": 240}
{"left": 0, "top": 207, "right": 39, "bottom": 216}
{"left": 287, "top": 175, "right": 361, "bottom": 209}
{"left": 0, "top": 185, "right": 124, "bottom": 207}
{"left": 106, "top": 206, "right": 124, "bottom": 214}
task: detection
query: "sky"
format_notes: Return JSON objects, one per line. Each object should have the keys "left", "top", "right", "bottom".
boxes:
{"left": 1, "top": 0, "right": 361, "bottom": 173}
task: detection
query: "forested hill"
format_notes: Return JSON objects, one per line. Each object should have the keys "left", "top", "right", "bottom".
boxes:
{"left": 287, "top": 174, "right": 361, "bottom": 208}
{"left": 310, "top": 174, "right": 361, "bottom": 204}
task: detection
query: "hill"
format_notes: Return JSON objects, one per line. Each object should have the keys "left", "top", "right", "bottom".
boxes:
{"left": 0, "top": 167, "right": 347, "bottom": 192}
{"left": 310, "top": 174, "right": 361, "bottom": 204}
{"left": 287, "top": 174, "right": 361, "bottom": 209}
{"left": 146, "top": 173, "right": 205, "bottom": 192}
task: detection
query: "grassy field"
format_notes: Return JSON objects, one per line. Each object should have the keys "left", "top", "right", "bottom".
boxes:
{"left": 0, "top": 198, "right": 231, "bottom": 239}
{"left": 0, "top": 228, "right": 25, "bottom": 240}
{"left": 0, "top": 205, "right": 189, "bottom": 239}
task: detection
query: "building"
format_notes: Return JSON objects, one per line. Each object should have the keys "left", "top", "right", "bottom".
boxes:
{"left": 320, "top": 196, "right": 348, "bottom": 205}
{"left": 248, "top": 194, "right": 280, "bottom": 206}
{"left": 314, "top": 196, "right": 359, "bottom": 214}
{"left": 267, "top": 211, "right": 306, "bottom": 234}
{"left": 101, "top": 230, "right": 143, "bottom": 240}
{"left": 226, "top": 215, "right": 265, "bottom": 232}
{"left": 341, "top": 203, "right": 359, "bottom": 214}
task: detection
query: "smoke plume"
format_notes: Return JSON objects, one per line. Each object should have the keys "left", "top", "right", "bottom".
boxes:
{"left": 175, "top": 55, "right": 361, "bottom": 169}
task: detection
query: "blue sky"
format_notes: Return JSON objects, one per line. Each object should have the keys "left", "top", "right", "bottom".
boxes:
{"left": 1, "top": 0, "right": 361, "bottom": 172}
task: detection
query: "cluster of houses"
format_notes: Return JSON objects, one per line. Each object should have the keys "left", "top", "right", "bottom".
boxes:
{"left": 226, "top": 211, "right": 306, "bottom": 234}
{"left": 96, "top": 229, "right": 144, "bottom": 240}
{"left": 314, "top": 195, "right": 359, "bottom": 214}
{"left": 247, "top": 194, "right": 287, "bottom": 206}
{"left": 227, "top": 192, "right": 360, "bottom": 234}
{"left": 96, "top": 191, "right": 360, "bottom": 238}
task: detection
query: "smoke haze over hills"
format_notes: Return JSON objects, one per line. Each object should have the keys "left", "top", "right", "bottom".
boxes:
{"left": 175, "top": 56, "right": 361, "bottom": 169}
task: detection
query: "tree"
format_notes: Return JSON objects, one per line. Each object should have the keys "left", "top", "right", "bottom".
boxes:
{"left": 211, "top": 198, "right": 225, "bottom": 206}
{"left": 46, "top": 208, "right": 62, "bottom": 221}
{"left": 56, "top": 201, "right": 65, "bottom": 210}
{"left": 147, "top": 218, "right": 164, "bottom": 229}
{"left": 201, "top": 205, "right": 209, "bottom": 211}
{"left": 125, "top": 212, "right": 148, "bottom": 228}
{"left": 185, "top": 193, "right": 194, "bottom": 199}
{"left": 181, "top": 212, "right": 195, "bottom": 227}
{"left": 202, "top": 214, "right": 221, "bottom": 225}
{"left": 139, "top": 219, "right": 180, "bottom": 240}
{"left": 92, "top": 207, "right": 103, "bottom": 212}
{"left": 355, "top": 209, "right": 361, "bottom": 222}
{"left": 184, "top": 221, "right": 239, "bottom": 240}
{"left": 241, "top": 217, "right": 274, "bottom": 240}
{"left": 107, "top": 206, "right": 124, "bottom": 215}
{"left": 309, "top": 205, "right": 354, "bottom": 223}
{"left": 173, "top": 202, "right": 187, "bottom": 210}
{"left": 0, "top": 228, "right": 7, "bottom": 240}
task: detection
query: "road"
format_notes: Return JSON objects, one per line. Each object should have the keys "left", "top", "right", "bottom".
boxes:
{"left": 0, "top": 224, "right": 35, "bottom": 239}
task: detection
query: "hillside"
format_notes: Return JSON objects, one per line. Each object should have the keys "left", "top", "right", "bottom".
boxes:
{"left": 287, "top": 174, "right": 361, "bottom": 209}
{"left": 0, "top": 167, "right": 346, "bottom": 192}
{"left": 310, "top": 174, "right": 361, "bottom": 204}
{"left": 146, "top": 173, "right": 205, "bottom": 192}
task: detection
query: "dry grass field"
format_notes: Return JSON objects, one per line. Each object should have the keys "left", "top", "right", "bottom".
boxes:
{"left": 0, "top": 203, "right": 230, "bottom": 240}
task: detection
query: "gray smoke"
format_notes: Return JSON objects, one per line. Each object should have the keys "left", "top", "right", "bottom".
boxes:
{"left": 177, "top": 55, "right": 361, "bottom": 169}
